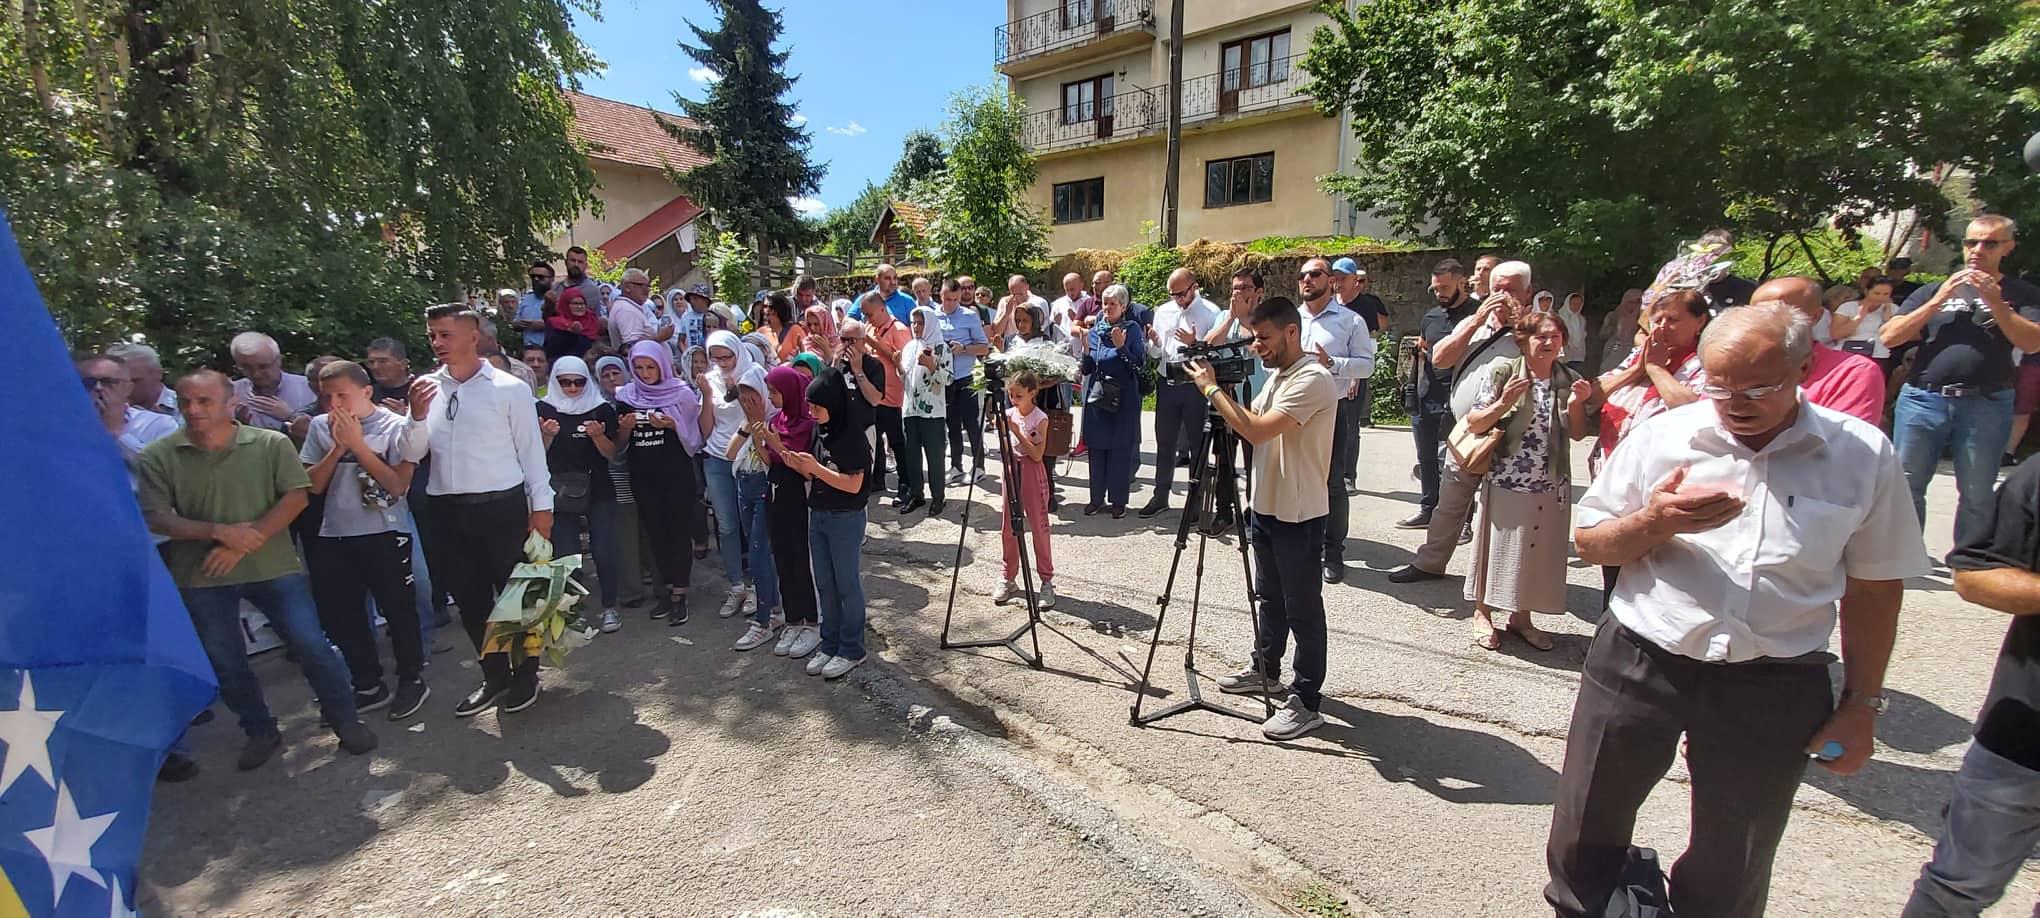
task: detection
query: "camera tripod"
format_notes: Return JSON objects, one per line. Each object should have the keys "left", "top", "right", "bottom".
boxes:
{"left": 940, "top": 376, "right": 1044, "bottom": 669}
{"left": 1131, "top": 381, "right": 1273, "bottom": 727}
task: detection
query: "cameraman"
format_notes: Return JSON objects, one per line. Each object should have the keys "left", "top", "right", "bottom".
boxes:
{"left": 1186, "top": 296, "right": 1338, "bottom": 742}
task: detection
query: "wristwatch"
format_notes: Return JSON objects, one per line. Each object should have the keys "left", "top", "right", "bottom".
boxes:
{"left": 1839, "top": 690, "right": 1889, "bottom": 714}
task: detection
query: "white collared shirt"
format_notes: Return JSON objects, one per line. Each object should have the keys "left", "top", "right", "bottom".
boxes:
{"left": 1151, "top": 295, "right": 1221, "bottom": 363}
{"left": 118, "top": 406, "right": 180, "bottom": 458}
{"left": 231, "top": 373, "right": 318, "bottom": 431}
{"left": 418, "top": 361, "right": 554, "bottom": 510}
{"left": 1576, "top": 400, "right": 1927, "bottom": 662}
{"left": 1299, "top": 297, "right": 1377, "bottom": 387}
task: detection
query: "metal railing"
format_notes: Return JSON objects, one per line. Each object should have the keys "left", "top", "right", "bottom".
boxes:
{"left": 1019, "top": 84, "right": 1166, "bottom": 153}
{"left": 1178, "top": 53, "right": 1313, "bottom": 123}
{"left": 994, "top": 0, "right": 1155, "bottom": 65}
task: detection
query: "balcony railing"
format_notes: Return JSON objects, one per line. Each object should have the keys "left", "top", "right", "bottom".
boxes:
{"left": 995, "top": 0, "right": 1155, "bottom": 65}
{"left": 1179, "top": 53, "right": 1313, "bottom": 123}
{"left": 1020, "top": 85, "right": 1166, "bottom": 154}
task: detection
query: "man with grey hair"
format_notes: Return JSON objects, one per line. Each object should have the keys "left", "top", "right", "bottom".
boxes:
{"left": 109, "top": 342, "right": 179, "bottom": 418}
{"left": 229, "top": 331, "right": 317, "bottom": 432}
{"left": 1389, "top": 259, "right": 1534, "bottom": 583}
{"left": 1548, "top": 302, "right": 1924, "bottom": 917}
{"left": 606, "top": 266, "right": 673, "bottom": 350}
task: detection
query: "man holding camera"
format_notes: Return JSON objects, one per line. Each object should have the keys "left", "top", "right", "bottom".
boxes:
{"left": 1187, "top": 296, "right": 1338, "bottom": 741}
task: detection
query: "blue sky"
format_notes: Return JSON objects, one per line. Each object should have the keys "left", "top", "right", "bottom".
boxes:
{"left": 572, "top": 0, "right": 1006, "bottom": 216}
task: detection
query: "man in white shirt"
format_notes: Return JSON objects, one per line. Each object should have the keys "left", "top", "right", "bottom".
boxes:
{"left": 607, "top": 267, "right": 674, "bottom": 351}
{"left": 1296, "top": 257, "right": 1377, "bottom": 584}
{"left": 408, "top": 302, "right": 555, "bottom": 718}
{"left": 1048, "top": 272, "right": 1095, "bottom": 338}
{"left": 1138, "top": 268, "right": 1222, "bottom": 518}
{"left": 1547, "top": 304, "right": 1925, "bottom": 918}
{"left": 79, "top": 352, "right": 179, "bottom": 460}
{"left": 109, "top": 342, "right": 180, "bottom": 419}
{"left": 229, "top": 331, "right": 317, "bottom": 432}
{"left": 1389, "top": 260, "right": 1532, "bottom": 584}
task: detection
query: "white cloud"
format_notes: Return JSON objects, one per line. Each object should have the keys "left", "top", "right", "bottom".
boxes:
{"left": 825, "top": 121, "right": 867, "bottom": 137}
{"left": 688, "top": 66, "right": 720, "bottom": 84}
{"left": 788, "top": 196, "right": 827, "bottom": 216}
{"left": 790, "top": 114, "right": 808, "bottom": 126}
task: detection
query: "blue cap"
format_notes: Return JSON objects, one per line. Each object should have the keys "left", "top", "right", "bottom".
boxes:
{"left": 1330, "top": 257, "right": 1360, "bottom": 275}
{"left": 753, "top": 289, "right": 773, "bottom": 303}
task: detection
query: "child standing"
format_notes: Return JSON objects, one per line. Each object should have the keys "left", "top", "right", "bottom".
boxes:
{"left": 898, "top": 305, "right": 952, "bottom": 516}
{"left": 785, "top": 365, "right": 873, "bottom": 680}
{"left": 992, "top": 370, "right": 1056, "bottom": 609}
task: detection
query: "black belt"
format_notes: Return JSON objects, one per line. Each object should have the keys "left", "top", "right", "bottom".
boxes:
{"left": 1920, "top": 383, "right": 2007, "bottom": 398}
{"left": 438, "top": 485, "right": 524, "bottom": 505}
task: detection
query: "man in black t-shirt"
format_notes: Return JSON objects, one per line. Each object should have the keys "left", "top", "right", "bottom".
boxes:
{"left": 1332, "top": 258, "right": 1386, "bottom": 445}
{"left": 1398, "top": 259, "right": 1477, "bottom": 530}
{"left": 1882, "top": 215, "right": 2040, "bottom": 544}
{"left": 1906, "top": 454, "right": 2040, "bottom": 916}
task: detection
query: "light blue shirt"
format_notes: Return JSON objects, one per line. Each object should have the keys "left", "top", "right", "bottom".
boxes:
{"left": 516, "top": 292, "right": 547, "bottom": 347}
{"left": 849, "top": 288, "right": 917, "bottom": 325}
{"left": 1299, "top": 298, "right": 1377, "bottom": 391}
{"left": 937, "top": 304, "right": 991, "bottom": 382}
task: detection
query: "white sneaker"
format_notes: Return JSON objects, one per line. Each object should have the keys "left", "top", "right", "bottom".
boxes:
{"left": 787, "top": 626, "right": 822, "bottom": 659}
{"left": 734, "top": 623, "right": 776, "bottom": 651}
{"left": 992, "top": 581, "right": 1017, "bottom": 605}
{"left": 772, "top": 625, "right": 798, "bottom": 656}
{"left": 806, "top": 653, "right": 834, "bottom": 676}
{"left": 598, "top": 608, "right": 621, "bottom": 633}
{"left": 821, "top": 655, "right": 865, "bottom": 680}
{"left": 945, "top": 467, "right": 966, "bottom": 486}
{"left": 1262, "top": 694, "right": 1325, "bottom": 741}
{"left": 1037, "top": 581, "right": 1057, "bottom": 610}
{"left": 767, "top": 608, "right": 787, "bottom": 631}
{"left": 718, "top": 587, "right": 749, "bottom": 619}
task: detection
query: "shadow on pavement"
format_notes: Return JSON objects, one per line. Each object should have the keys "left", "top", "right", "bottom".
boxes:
{"left": 1307, "top": 699, "right": 1562, "bottom": 806}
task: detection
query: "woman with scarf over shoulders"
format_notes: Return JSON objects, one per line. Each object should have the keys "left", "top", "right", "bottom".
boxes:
{"left": 613, "top": 341, "right": 705, "bottom": 624}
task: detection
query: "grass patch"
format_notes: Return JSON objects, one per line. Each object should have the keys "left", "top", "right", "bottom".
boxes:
{"left": 1244, "top": 234, "right": 1426, "bottom": 257}
{"left": 1292, "top": 882, "right": 1355, "bottom": 918}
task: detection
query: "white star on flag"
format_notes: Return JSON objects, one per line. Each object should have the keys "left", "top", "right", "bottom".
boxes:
{"left": 23, "top": 781, "right": 117, "bottom": 906}
{"left": 103, "top": 868, "right": 133, "bottom": 917}
{"left": 0, "top": 671, "right": 63, "bottom": 796}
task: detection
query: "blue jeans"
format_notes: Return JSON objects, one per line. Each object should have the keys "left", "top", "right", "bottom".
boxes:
{"left": 811, "top": 508, "right": 868, "bottom": 661}
{"left": 406, "top": 513, "right": 438, "bottom": 640}
{"left": 1903, "top": 743, "right": 2040, "bottom": 917}
{"left": 737, "top": 469, "right": 779, "bottom": 622}
{"left": 1894, "top": 385, "right": 2014, "bottom": 543}
{"left": 703, "top": 455, "right": 745, "bottom": 588}
{"left": 181, "top": 572, "right": 358, "bottom": 737}
{"left": 552, "top": 498, "right": 622, "bottom": 608}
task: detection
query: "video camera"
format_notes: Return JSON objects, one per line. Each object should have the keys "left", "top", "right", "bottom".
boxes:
{"left": 1165, "top": 339, "right": 1256, "bottom": 386}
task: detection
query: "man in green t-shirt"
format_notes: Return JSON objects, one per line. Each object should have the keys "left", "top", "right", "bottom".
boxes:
{"left": 138, "top": 369, "right": 378, "bottom": 771}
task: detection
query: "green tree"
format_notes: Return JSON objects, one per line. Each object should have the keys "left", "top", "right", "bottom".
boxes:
{"left": 0, "top": 0, "right": 599, "bottom": 367}
{"left": 820, "top": 180, "right": 891, "bottom": 260}
{"left": 663, "top": 0, "right": 825, "bottom": 279}
{"left": 1301, "top": 0, "right": 2033, "bottom": 283}
{"left": 887, "top": 129, "right": 948, "bottom": 189}
{"left": 909, "top": 84, "right": 1048, "bottom": 281}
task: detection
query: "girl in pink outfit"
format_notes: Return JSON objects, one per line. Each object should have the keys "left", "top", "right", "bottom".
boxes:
{"left": 992, "top": 369, "right": 1056, "bottom": 609}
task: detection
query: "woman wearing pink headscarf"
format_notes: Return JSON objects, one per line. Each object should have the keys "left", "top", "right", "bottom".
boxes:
{"left": 800, "top": 303, "right": 839, "bottom": 366}
{"left": 740, "top": 366, "right": 822, "bottom": 659}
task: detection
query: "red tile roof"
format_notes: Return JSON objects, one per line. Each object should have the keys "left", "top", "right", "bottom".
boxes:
{"left": 870, "top": 200, "right": 932, "bottom": 245}
{"left": 564, "top": 90, "right": 710, "bottom": 172}
{"left": 598, "top": 195, "right": 705, "bottom": 261}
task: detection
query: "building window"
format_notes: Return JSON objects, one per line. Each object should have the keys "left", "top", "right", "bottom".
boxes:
{"left": 1060, "top": 0, "right": 1096, "bottom": 29}
{"left": 1221, "top": 30, "right": 1292, "bottom": 93}
{"left": 1203, "top": 153, "right": 1274, "bottom": 208}
{"left": 1053, "top": 178, "right": 1105, "bottom": 224}
{"left": 1061, "top": 74, "right": 1114, "bottom": 125}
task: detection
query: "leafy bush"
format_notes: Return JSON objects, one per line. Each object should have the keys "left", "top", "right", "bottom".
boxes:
{"left": 1244, "top": 235, "right": 1425, "bottom": 257}
{"left": 1369, "top": 332, "right": 1410, "bottom": 426}
{"left": 701, "top": 231, "right": 756, "bottom": 305}
{"left": 1118, "top": 242, "right": 1183, "bottom": 311}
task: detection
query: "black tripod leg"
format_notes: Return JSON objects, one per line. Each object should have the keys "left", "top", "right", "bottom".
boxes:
{"left": 939, "top": 385, "right": 1041, "bottom": 668}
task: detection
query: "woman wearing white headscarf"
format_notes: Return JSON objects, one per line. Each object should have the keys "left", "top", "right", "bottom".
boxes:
{"left": 592, "top": 354, "right": 653, "bottom": 609}
{"left": 537, "top": 356, "right": 624, "bottom": 633}
{"left": 897, "top": 305, "right": 953, "bottom": 516}
{"left": 700, "top": 330, "right": 770, "bottom": 619}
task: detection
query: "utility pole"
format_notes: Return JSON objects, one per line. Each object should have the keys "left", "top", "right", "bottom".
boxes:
{"left": 1161, "top": 0, "right": 1184, "bottom": 247}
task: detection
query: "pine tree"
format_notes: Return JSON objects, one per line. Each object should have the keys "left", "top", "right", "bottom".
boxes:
{"left": 663, "top": 0, "right": 825, "bottom": 275}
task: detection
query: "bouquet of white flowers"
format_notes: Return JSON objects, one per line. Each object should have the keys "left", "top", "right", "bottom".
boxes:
{"left": 988, "top": 339, "right": 1080, "bottom": 386}
{"left": 482, "top": 532, "right": 595, "bottom": 668}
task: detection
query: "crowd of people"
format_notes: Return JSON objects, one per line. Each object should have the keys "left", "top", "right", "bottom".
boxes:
{"left": 78, "top": 213, "right": 2040, "bottom": 916}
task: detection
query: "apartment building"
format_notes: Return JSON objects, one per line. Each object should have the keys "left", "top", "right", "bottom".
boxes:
{"left": 997, "top": 0, "right": 1388, "bottom": 254}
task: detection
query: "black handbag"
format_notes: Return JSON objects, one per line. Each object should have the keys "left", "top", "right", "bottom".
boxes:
{"left": 1603, "top": 847, "right": 1675, "bottom": 918}
{"left": 1088, "top": 375, "right": 1125, "bottom": 414}
{"left": 550, "top": 471, "right": 591, "bottom": 514}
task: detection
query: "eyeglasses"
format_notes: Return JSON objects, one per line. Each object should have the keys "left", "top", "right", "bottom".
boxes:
{"left": 1169, "top": 288, "right": 1194, "bottom": 300}
{"left": 1298, "top": 269, "right": 1326, "bottom": 279}
{"left": 557, "top": 377, "right": 588, "bottom": 389}
{"left": 840, "top": 336, "right": 862, "bottom": 344}
{"left": 529, "top": 274, "right": 551, "bottom": 282}
{"left": 446, "top": 389, "right": 461, "bottom": 420}
{"left": 81, "top": 376, "right": 123, "bottom": 390}
{"left": 1962, "top": 238, "right": 2008, "bottom": 250}
{"left": 1695, "top": 382, "right": 1790, "bottom": 401}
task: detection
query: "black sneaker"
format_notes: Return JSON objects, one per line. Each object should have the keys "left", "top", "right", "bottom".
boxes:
{"left": 927, "top": 499, "right": 947, "bottom": 517}
{"left": 1322, "top": 561, "right": 1345, "bottom": 584}
{"left": 500, "top": 672, "right": 541, "bottom": 714}
{"left": 453, "top": 681, "right": 506, "bottom": 718}
{"left": 1386, "top": 564, "right": 1443, "bottom": 584}
{"left": 334, "top": 720, "right": 379, "bottom": 755}
{"left": 157, "top": 752, "right": 200, "bottom": 783}
{"left": 649, "top": 595, "right": 672, "bottom": 619}
{"left": 1458, "top": 521, "right": 1474, "bottom": 545}
{"left": 388, "top": 679, "right": 430, "bottom": 721}
{"left": 237, "top": 733, "right": 282, "bottom": 771}
{"left": 1137, "top": 500, "right": 1168, "bottom": 518}
{"left": 667, "top": 593, "right": 691, "bottom": 626}
{"left": 1395, "top": 512, "right": 1433, "bottom": 530}
{"left": 353, "top": 682, "right": 392, "bottom": 714}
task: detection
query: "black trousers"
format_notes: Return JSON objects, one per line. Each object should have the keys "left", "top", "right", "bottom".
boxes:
{"left": 873, "top": 404, "right": 907, "bottom": 495}
{"left": 406, "top": 490, "right": 453, "bottom": 622}
{"left": 1247, "top": 512, "right": 1328, "bottom": 710}
{"left": 945, "top": 382, "right": 984, "bottom": 471}
{"left": 307, "top": 530, "right": 425, "bottom": 688}
{"left": 766, "top": 475, "right": 817, "bottom": 624}
{"left": 1324, "top": 397, "right": 1360, "bottom": 561}
{"left": 1412, "top": 406, "right": 1450, "bottom": 513}
{"left": 415, "top": 488, "right": 528, "bottom": 684}
{"left": 1150, "top": 381, "right": 1203, "bottom": 497}
{"left": 637, "top": 462, "right": 700, "bottom": 596}
{"left": 1545, "top": 620, "right": 1835, "bottom": 918}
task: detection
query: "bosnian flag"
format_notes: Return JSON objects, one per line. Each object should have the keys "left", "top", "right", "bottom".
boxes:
{"left": 0, "top": 212, "right": 217, "bottom": 915}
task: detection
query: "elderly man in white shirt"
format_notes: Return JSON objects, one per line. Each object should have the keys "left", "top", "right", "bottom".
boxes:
{"left": 607, "top": 267, "right": 675, "bottom": 352}
{"left": 406, "top": 302, "right": 556, "bottom": 719}
{"left": 1138, "top": 268, "right": 1223, "bottom": 519}
{"left": 228, "top": 331, "right": 317, "bottom": 432}
{"left": 1546, "top": 303, "right": 1926, "bottom": 918}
